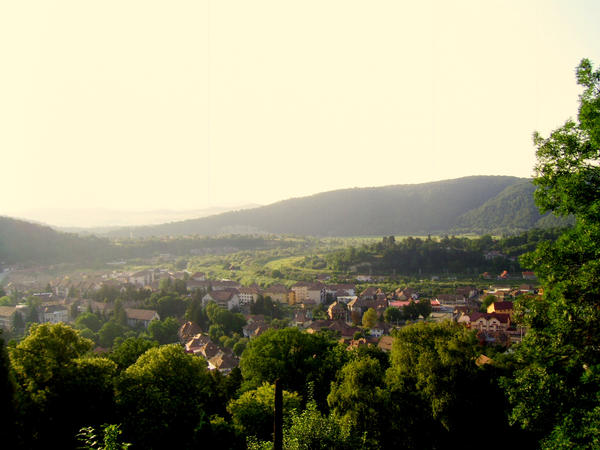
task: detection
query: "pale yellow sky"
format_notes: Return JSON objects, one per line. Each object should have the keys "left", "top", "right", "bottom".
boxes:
{"left": 1, "top": 1, "right": 599, "bottom": 224}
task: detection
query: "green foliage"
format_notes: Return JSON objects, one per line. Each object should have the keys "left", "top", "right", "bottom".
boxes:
{"left": 209, "top": 324, "right": 225, "bottom": 342}
{"left": 147, "top": 317, "right": 179, "bottom": 345}
{"left": 108, "top": 337, "right": 158, "bottom": 371}
{"left": 98, "top": 321, "right": 128, "bottom": 348}
{"left": 76, "top": 312, "right": 104, "bottom": 333}
{"left": 77, "top": 424, "right": 131, "bottom": 450}
{"left": 102, "top": 175, "right": 528, "bottom": 237}
{"left": 283, "top": 401, "right": 355, "bottom": 450}
{"left": 227, "top": 382, "right": 301, "bottom": 441}
{"left": 115, "top": 345, "right": 213, "bottom": 449}
{"left": 416, "top": 298, "right": 432, "bottom": 319}
{"left": 327, "top": 356, "right": 388, "bottom": 443}
{"left": 239, "top": 328, "right": 344, "bottom": 409}
{"left": 480, "top": 294, "right": 496, "bottom": 312}
{"left": 383, "top": 306, "right": 403, "bottom": 325}
{"left": 403, "top": 300, "right": 419, "bottom": 321}
{"left": 454, "top": 180, "right": 574, "bottom": 233}
{"left": 361, "top": 307, "right": 378, "bottom": 329}
{"left": 0, "top": 330, "right": 17, "bottom": 448}
{"left": 9, "top": 323, "right": 117, "bottom": 447}
{"left": 502, "top": 59, "right": 600, "bottom": 446}
{"left": 10, "top": 323, "right": 94, "bottom": 403}
{"left": 387, "top": 321, "right": 478, "bottom": 430}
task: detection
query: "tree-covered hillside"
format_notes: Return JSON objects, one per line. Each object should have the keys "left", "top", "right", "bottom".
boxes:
{"left": 453, "top": 180, "right": 574, "bottom": 233}
{"left": 105, "top": 176, "right": 535, "bottom": 238}
{"left": 0, "top": 217, "right": 112, "bottom": 265}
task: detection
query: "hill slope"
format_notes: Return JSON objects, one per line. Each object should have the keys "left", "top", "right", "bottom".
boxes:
{"left": 0, "top": 217, "right": 112, "bottom": 265}
{"left": 105, "top": 176, "right": 536, "bottom": 238}
{"left": 453, "top": 180, "right": 574, "bottom": 233}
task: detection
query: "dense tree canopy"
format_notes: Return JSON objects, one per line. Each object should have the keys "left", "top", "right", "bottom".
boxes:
{"left": 115, "top": 345, "right": 213, "bottom": 449}
{"left": 503, "top": 58, "right": 600, "bottom": 447}
{"left": 239, "top": 328, "right": 345, "bottom": 408}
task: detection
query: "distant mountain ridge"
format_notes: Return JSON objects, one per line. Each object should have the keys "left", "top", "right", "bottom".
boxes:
{"left": 101, "top": 176, "right": 570, "bottom": 238}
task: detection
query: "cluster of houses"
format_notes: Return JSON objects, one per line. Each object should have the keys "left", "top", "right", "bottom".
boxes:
{"left": 0, "top": 261, "right": 542, "bottom": 373}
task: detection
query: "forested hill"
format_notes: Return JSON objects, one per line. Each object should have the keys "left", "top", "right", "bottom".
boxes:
{"left": 453, "top": 180, "right": 574, "bottom": 233}
{"left": 104, "top": 176, "right": 568, "bottom": 238}
{"left": 0, "top": 216, "right": 113, "bottom": 265}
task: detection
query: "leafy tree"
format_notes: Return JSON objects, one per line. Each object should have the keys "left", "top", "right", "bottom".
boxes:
{"left": 327, "top": 356, "right": 388, "bottom": 444}
{"left": 384, "top": 307, "right": 403, "bottom": 325}
{"left": 232, "top": 338, "right": 248, "bottom": 356}
{"left": 239, "top": 328, "right": 344, "bottom": 409}
{"left": 480, "top": 294, "right": 496, "bottom": 312}
{"left": 416, "top": 298, "right": 432, "bottom": 319}
{"left": 361, "top": 307, "right": 378, "bottom": 329}
{"left": 155, "top": 294, "right": 186, "bottom": 319}
{"left": 98, "top": 321, "right": 128, "bottom": 348}
{"left": 227, "top": 382, "right": 301, "bottom": 441}
{"left": 403, "top": 300, "right": 419, "bottom": 321}
{"left": 147, "top": 317, "right": 180, "bottom": 345}
{"left": 75, "top": 312, "right": 103, "bottom": 333}
{"left": 0, "top": 330, "right": 17, "bottom": 448}
{"left": 113, "top": 300, "right": 128, "bottom": 327}
{"left": 209, "top": 324, "right": 225, "bottom": 342}
{"left": 108, "top": 337, "right": 158, "bottom": 371}
{"left": 77, "top": 423, "right": 131, "bottom": 450}
{"left": 386, "top": 321, "right": 481, "bottom": 448}
{"left": 115, "top": 345, "right": 213, "bottom": 449}
{"left": 502, "top": 59, "right": 600, "bottom": 446}
{"left": 11, "top": 311, "right": 25, "bottom": 336}
{"left": 9, "top": 323, "right": 117, "bottom": 447}
{"left": 283, "top": 401, "right": 355, "bottom": 450}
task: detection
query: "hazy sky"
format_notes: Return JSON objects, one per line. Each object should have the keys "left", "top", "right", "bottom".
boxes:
{"left": 2, "top": 1, "right": 600, "bottom": 222}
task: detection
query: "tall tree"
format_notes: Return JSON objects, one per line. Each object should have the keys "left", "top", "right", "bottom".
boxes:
{"left": 9, "top": 323, "right": 117, "bottom": 447}
{"left": 115, "top": 345, "right": 213, "bottom": 449}
{"left": 502, "top": 58, "right": 600, "bottom": 447}
{"left": 239, "top": 328, "right": 344, "bottom": 409}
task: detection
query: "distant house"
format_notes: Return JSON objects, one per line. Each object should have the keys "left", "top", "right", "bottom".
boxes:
{"left": 487, "top": 301, "right": 514, "bottom": 316}
{"left": 468, "top": 312, "right": 510, "bottom": 332}
{"left": 327, "top": 301, "right": 347, "bottom": 321}
{"left": 179, "top": 322, "right": 202, "bottom": 343}
{"left": 292, "top": 308, "right": 312, "bottom": 327}
{"left": 129, "top": 270, "right": 155, "bottom": 287}
{"left": 369, "top": 321, "right": 390, "bottom": 338}
{"left": 202, "top": 290, "right": 240, "bottom": 310}
{"left": 522, "top": 271, "right": 537, "bottom": 280}
{"left": 238, "top": 286, "right": 260, "bottom": 307}
{"left": 356, "top": 275, "right": 373, "bottom": 282}
{"left": 186, "top": 280, "right": 210, "bottom": 292}
{"left": 125, "top": 308, "right": 159, "bottom": 328}
{"left": 211, "top": 280, "right": 241, "bottom": 291}
{"left": 484, "top": 251, "right": 504, "bottom": 260}
{"left": 191, "top": 272, "right": 206, "bottom": 281}
{"left": 263, "top": 284, "right": 291, "bottom": 304}
{"left": 198, "top": 341, "right": 220, "bottom": 359}
{"left": 292, "top": 282, "right": 325, "bottom": 305}
{"left": 518, "top": 284, "right": 536, "bottom": 294}
{"left": 185, "top": 334, "right": 212, "bottom": 354}
{"left": 0, "top": 306, "right": 17, "bottom": 331}
{"left": 242, "top": 321, "right": 270, "bottom": 339}
{"left": 40, "top": 304, "right": 69, "bottom": 324}
{"left": 208, "top": 352, "right": 239, "bottom": 374}
{"left": 325, "top": 284, "right": 356, "bottom": 298}
{"left": 435, "top": 294, "right": 466, "bottom": 305}
{"left": 377, "top": 335, "right": 394, "bottom": 352}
